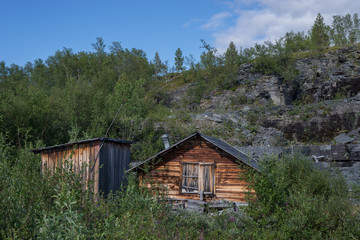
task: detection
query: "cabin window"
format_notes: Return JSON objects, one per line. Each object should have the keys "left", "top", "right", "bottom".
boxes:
{"left": 181, "top": 162, "right": 215, "bottom": 195}
{"left": 181, "top": 163, "right": 199, "bottom": 193}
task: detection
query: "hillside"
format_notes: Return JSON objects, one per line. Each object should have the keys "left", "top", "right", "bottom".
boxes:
{"left": 161, "top": 45, "right": 360, "bottom": 146}
{"left": 151, "top": 45, "right": 360, "bottom": 186}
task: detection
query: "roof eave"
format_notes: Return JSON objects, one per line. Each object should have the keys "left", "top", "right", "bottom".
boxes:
{"left": 32, "top": 137, "right": 134, "bottom": 153}
{"left": 127, "top": 132, "right": 260, "bottom": 172}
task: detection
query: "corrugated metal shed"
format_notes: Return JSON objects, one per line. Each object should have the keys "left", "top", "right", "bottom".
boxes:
{"left": 32, "top": 137, "right": 133, "bottom": 196}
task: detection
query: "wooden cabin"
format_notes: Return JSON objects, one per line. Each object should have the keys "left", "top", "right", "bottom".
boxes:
{"left": 32, "top": 138, "right": 132, "bottom": 196}
{"left": 128, "top": 132, "right": 259, "bottom": 203}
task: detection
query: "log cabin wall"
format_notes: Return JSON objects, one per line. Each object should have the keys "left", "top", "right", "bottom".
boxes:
{"left": 142, "top": 136, "right": 252, "bottom": 203}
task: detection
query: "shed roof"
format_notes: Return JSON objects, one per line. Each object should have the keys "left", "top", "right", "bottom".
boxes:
{"left": 32, "top": 137, "right": 134, "bottom": 153}
{"left": 128, "top": 132, "right": 259, "bottom": 172}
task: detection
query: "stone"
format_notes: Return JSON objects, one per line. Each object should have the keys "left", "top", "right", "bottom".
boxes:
{"left": 334, "top": 133, "right": 354, "bottom": 144}
{"left": 204, "top": 115, "right": 222, "bottom": 123}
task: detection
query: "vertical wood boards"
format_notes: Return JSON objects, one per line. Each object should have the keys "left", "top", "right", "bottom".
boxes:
{"left": 38, "top": 140, "right": 130, "bottom": 196}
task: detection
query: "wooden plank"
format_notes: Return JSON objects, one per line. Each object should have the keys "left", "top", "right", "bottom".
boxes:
{"left": 217, "top": 180, "right": 249, "bottom": 185}
{"left": 71, "top": 147, "right": 77, "bottom": 173}
{"left": 41, "top": 153, "right": 47, "bottom": 174}
{"left": 216, "top": 174, "right": 244, "bottom": 179}
{"left": 85, "top": 144, "right": 90, "bottom": 190}
{"left": 49, "top": 151, "right": 55, "bottom": 174}
{"left": 94, "top": 142, "right": 100, "bottom": 195}
{"left": 89, "top": 143, "right": 94, "bottom": 192}
{"left": 79, "top": 146, "right": 85, "bottom": 187}
{"left": 149, "top": 172, "right": 181, "bottom": 178}
{"left": 215, "top": 192, "right": 247, "bottom": 198}
{"left": 215, "top": 188, "right": 249, "bottom": 193}
{"left": 216, "top": 168, "right": 243, "bottom": 173}
{"left": 215, "top": 163, "right": 239, "bottom": 167}
{"left": 46, "top": 152, "right": 50, "bottom": 174}
{"left": 65, "top": 149, "right": 72, "bottom": 171}
{"left": 175, "top": 154, "right": 220, "bottom": 158}
{"left": 54, "top": 150, "right": 58, "bottom": 172}
{"left": 179, "top": 159, "right": 183, "bottom": 195}
{"left": 152, "top": 165, "right": 181, "bottom": 171}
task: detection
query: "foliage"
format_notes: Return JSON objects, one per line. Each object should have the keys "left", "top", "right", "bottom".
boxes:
{"left": 243, "top": 153, "right": 360, "bottom": 239}
{"left": 224, "top": 41, "right": 239, "bottom": 67}
{"left": 200, "top": 39, "right": 218, "bottom": 69}
{"left": 283, "top": 31, "right": 310, "bottom": 53}
{"left": 174, "top": 48, "right": 184, "bottom": 72}
{"left": 310, "top": 13, "right": 330, "bottom": 51}
{"left": 152, "top": 51, "right": 168, "bottom": 79}
{"left": 0, "top": 138, "right": 54, "bottom": 239}
{"left": 1, "top": 137, "right": 359, "bottom": 239}
{"left": 1, "top": 13, "right": 359, "bottom": 150}
{"left": 330, "top": 13, "right": 360, "bottom": 46}
{"left": 251, "top": 39, "right": 299, "bottom": 82}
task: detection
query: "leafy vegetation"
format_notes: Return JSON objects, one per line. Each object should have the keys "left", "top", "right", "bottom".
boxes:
{"left": 0, "top": 13, "right": 359, "bottom": 152}
{"left": 1, "top": 132, "right": 359, "bottom": 239}
{"left": 1, "top": 12, "right": 360, "bottom": 239}
{"left": 243, "top": 153, "right": 360, "bottom": 239}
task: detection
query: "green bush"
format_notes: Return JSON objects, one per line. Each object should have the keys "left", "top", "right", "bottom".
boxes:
{"left": 243, "top": 153, "right": 360, "bottom": 239}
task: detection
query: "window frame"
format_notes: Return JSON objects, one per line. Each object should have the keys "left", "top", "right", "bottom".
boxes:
{"left": 180, "top": 162, "right": 199, "bottom": 194}
{"left": 180, "top": 162, "right": 215, "bottom": 196}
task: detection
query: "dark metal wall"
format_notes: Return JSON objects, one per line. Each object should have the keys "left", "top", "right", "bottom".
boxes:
{"left": 99, "top": 142, "right": 131, "bottom": 196}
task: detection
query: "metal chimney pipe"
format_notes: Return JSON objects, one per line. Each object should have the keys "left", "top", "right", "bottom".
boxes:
{"left": 161, "top": 134, "right": 170, "bottom": 149}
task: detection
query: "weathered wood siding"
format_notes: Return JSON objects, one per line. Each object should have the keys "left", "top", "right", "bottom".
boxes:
{"left": 39, "top": 140, "right": 131, "bottom": 196}
{"left": 40, "top": 141, "right": 101, "bottom": 194}
{"left": 142, "top": 137, "right": 252, "bottom": 202}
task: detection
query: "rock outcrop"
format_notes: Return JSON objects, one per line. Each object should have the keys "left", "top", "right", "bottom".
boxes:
{"left": 165, "top": 45, "right": 360, "bottom": 186}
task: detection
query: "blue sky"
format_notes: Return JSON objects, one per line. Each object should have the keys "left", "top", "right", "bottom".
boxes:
{"left": 1, "top": 0, "right": 359, "bottom": 68}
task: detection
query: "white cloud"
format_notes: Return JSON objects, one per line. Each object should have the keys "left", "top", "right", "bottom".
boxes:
{"left": 207, "top": 0, "right": 360, "bottom": 52}
{"left": 201, "top": 11, "right": 232, "bottom": 30}
{"left": 182, "top": 18, "right": 202, "bottom": 28}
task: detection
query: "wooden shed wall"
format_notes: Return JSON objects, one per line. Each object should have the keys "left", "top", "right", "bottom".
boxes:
{"left": 142, "top": 137, "right": 252, "bottom": 202}
{"left": 40, "top": 141, "right": 101, "bottom": 194}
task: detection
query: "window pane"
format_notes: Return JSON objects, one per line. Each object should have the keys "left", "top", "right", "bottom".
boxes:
{"left": 182, "top": 163, "right": 198, "bottom": 193}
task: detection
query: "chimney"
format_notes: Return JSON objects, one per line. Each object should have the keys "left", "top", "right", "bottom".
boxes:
{"left": 161, "top": 134, "right": 170, "bottom": 149}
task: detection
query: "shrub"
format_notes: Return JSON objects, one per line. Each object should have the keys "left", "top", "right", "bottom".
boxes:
{"left": 243, "top": 153, "right": 360, "bottom": 239}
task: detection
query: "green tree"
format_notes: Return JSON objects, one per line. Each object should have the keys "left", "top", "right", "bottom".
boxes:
{"left": 310, "top": 13, "right": 330, "bottom": 51}
{"left": 330, "top": 13, "right": 360, "bottom": 46}
{"left": 224, "top": 41, "right": 239, "bottom": 67}
{"left": 174, "top": 48, "right": 184, "bottom": 72}
{"left": 283, "top": 31, "right": 310, "bottom": 53}
{"left": 184, "top": 54, "right": 197, "bottom": 70}
{"left": 200, "top": 39, "right": 217, "bottom": 69}
{"left": 350, "top": 13, "right": 360, "bottom": 44}
{"left": 152, "top": 51, "right": 166, "bottom": 79}
{"left": 91, "top": 37, "right": 106, "bottom": 56}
